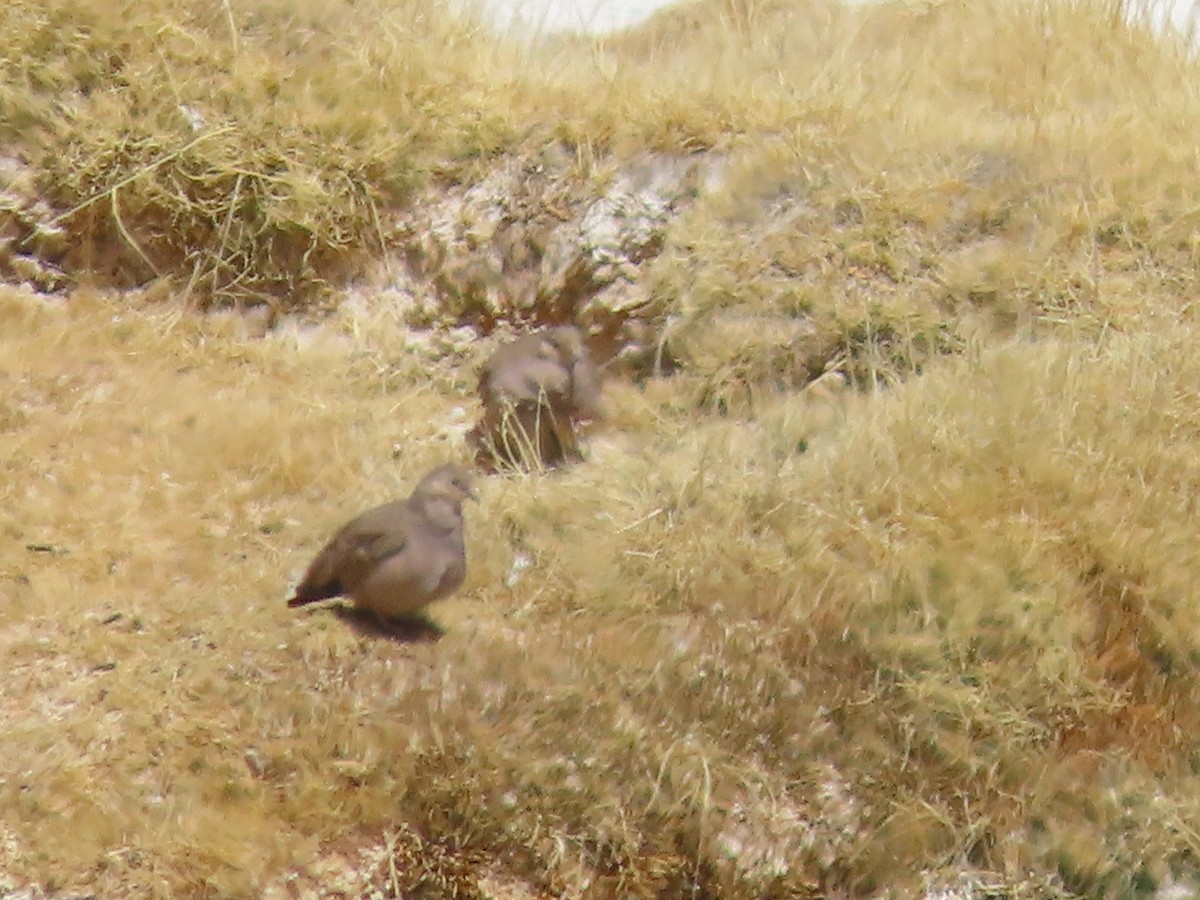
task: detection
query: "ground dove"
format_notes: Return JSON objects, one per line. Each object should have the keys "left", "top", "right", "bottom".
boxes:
{"left": 470, "top": 325, "right": 601, "bottom": 469}
{"left": 287, "top": 463, "right": 475, "bottom": 620}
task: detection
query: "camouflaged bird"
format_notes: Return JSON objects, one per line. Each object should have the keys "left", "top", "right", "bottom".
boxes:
{"left": 287, "top": 463, "right": 475, "bottom": 620}
{"left": 470, "top": 325, "right": 602, "bottom": 469}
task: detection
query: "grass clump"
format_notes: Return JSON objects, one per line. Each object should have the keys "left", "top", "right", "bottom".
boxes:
{"left": 632, "top": 0, "right": 1200, "bottom": 398}
{"left": 1, "top": 0, "right": 519, "bottom": 305}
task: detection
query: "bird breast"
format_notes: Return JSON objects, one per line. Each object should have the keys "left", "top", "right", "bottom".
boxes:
{"left": 354, "top": 544, "right": 466, "bottom": 618}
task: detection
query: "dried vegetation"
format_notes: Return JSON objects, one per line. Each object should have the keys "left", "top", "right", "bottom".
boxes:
{"left": 4, "top": 0, "right": 1200, "bottom": 896}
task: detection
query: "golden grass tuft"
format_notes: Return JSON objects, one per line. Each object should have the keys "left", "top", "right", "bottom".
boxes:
{"left": 1, "top": 0, "right": 523, "bottom": 305}
{"left": 7, "top": 0, "right": 1200, "bottom": 895}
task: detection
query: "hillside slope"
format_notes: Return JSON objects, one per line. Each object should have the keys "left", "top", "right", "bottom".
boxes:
{"left": 4, "top": 0, "right": 1200, "bottom": 896}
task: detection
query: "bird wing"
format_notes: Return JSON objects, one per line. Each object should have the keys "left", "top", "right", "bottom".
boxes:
{"left": 290, "top": 503, "right": 410, "bottom": 603}
{"left": 568, "top": 353, "right": 602, "bottom": 418}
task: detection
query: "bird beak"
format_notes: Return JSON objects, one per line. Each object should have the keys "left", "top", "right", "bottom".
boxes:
{"left": 466, "top": 487, "right": 479, "bottom": 502}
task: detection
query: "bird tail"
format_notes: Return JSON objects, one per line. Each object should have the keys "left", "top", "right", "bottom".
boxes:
{"left": 287, "top": 578, "right": 342, "bottom": 608}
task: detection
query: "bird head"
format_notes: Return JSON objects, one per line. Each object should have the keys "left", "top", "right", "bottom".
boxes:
{"left": 544, "top": 325, "right": 586, "bottom": 362}
{"left": 413, "top": 463, "right": 478, "bottom": 507}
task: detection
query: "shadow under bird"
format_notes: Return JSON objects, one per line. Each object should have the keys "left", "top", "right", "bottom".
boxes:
{"left": 471, "top": 324, "right": 602, "bottom": 469}
{"left": 287, "top": 463, "right": 476, "bottom": 621}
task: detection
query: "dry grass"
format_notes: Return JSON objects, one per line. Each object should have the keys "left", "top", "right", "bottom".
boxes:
{"left": 634, "top": 0, "right": 1200, "bottom": 402}
{"left": 7, "top": 0, "right": 1200, "bottom": 896}
{"left": 1, "top": 0, "right": 525, "bottom": 304}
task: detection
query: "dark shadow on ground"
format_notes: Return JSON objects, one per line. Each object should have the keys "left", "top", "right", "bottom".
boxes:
{"left": 319, "top": 605, "right": 446, "bottom": 643}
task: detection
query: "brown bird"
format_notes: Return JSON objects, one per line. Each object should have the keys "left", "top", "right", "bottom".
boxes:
{"left": 287, "top": 463, "right": 476, "bottom": 620}
{"left": 471, "top": 325, "right": 602, "bottom": 469}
